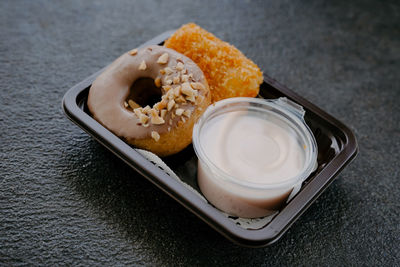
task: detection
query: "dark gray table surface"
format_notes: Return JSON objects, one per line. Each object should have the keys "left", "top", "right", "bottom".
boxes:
{"left": 1, "top": 0, "right": 399, "bottom": 265}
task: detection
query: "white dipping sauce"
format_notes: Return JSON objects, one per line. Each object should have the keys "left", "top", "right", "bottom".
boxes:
{"left": 200, "top": 112, "right": 305, "bottom": 184}
{"left": 197, "top": 111, "right": 307, "bottom": 218}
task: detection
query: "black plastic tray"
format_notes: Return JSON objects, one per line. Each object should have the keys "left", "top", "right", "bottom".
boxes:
{"left": 62, "top": 31, "right": 358, "bottom": 247}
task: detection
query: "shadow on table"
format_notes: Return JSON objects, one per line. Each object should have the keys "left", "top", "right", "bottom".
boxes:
{"left": 60, "top": 137, "right": 351, "bottom": 265}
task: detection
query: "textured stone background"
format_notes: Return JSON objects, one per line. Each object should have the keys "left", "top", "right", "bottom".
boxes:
{"left": 1, "top": 0, "right": 399, "bottom": 265}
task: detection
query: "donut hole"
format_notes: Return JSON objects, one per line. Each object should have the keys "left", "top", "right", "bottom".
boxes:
{"left": 126, "top": 77, "right": 162, "bottom": 108}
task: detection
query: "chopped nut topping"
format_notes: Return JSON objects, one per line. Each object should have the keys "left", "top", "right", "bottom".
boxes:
{"left": 151, "top": 116, "right": 165, "bottom": 125}
{"left": 176, "top": 62, "right": 184, "bottom": 71}
{"left": 173, "top": 75, "right": 180, "bottom": 84}
{"left": 164, "top": 67, "right": 173, "bottom": 75}
{"left": 165, "top": 79, "right": 172, "bottom": 85}
{"left": 160, "top": 69, "right": 166, "bottom": 75}
{"left": 191, "top": 82, "right": 205, "bottom": 91}
{"left": 175, "top": 108, "right": 184, "bottom": 116}
{"left": 160, "top": 109, "right": 167, "bottom": 119}
{"left": 139, "top": 60, "right": 147, "bottom": 70}
{"left": 142, "top": 105, "right": 151, "bottom": 114}
{"left": 124, "top": 101, "right": 129, "bottom": 108}
{"left": 154, "top": 99, "right": 167, "bottom": 110}
{"left": 173, "top": 86, "right": 181, "bottom": 97}
{"left": 181, "top": 83, "right": 196, "bottom": 103}
{"left": 133, "top": 108, "right": 142, "bottom": 118}
{"left": 186, "top": 95, "right": 196, "bottom": 103}
{"left": 175, "top": 95, "right": 186, "bottom": 103}
{"left": 181, "top": 117, "right": 186, "bottom": 123}
{"left": 162, "top": 85, "right": 172, "bottom": 92}
{"left": 139, "top": 113, "right": 149, "bottom": 124}
{"left": 129, "top": 49, "right": 138, "bottom": 56}
{"left": 167, "top": 90, "right": 174, "bottom": 100}
{"left": 157, "top": 53, "right": 169, "bottom": 64}
{"left": 181, "top": 75, "right": 189, "bottom": 83}
{"left": 183, "top": 109, "right": 192, "bottom": 118}
{"left": 167, "top": 99, "right": 175, "bottom": 111}
{"left": 182, "top": 83, "right": 194, "bottom": 96}
{"left": 150, "top": 109, "right": 165, "bottom": 124}
{"left": 154, "top": 77, "right": 161, "bottom": 87}
{"left": 151, "top": 131, "right": 160, "bottom": 141}
{"left": 150, "top": 108, "right": 159, "bottom": 117}
{"left": 128, "top": 99, "right": 140, "bottom": 109}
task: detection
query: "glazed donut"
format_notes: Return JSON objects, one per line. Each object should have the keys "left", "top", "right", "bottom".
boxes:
{"left": 165, "top": 23, "right": 263, "bottom": 103}
{"left": 88, "top": 45, "right": 211, "bottom": 156}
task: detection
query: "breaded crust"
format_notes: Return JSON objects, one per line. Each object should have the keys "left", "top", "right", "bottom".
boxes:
{"left": 165, "top": 23, "right": 263, "bottom": 103}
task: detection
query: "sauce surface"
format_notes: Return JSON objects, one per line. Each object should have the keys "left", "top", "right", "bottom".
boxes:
{"left": 200, "top": 111, "right": 305, "bottom": 184}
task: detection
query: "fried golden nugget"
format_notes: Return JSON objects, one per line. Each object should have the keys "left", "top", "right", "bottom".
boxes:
{"left": 164, "top": 23, "right": 263, "bottom": 103}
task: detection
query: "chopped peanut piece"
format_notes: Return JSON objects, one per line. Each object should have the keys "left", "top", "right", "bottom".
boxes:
{"left": 173, "top": 86, "right": 181, "bottom": 97}
{"left": 160, "top": 109, "right": 167, "bottom": 119}
{"left": 150, "top": 108, "right": 159, "bottom": 117}
{"left": 162, "top": 85, "right": 172, "bottom": 92}
{"left": 157, "top": 53, "right": 169, "bottom": 64}
{"left": 129, "top": 49, "right": 138, "bottom": 56}
{"left": 191, "top": 82, "right": 205, "bottom": 90}
{"left": 133, "top": 108, "right": 142, "bottom": 118}
{"left": 150, "top": 109, "right": 165, "bottom": 125}
{"left": 181, "top": 75, "right": 189, "bottom": 82}
{"left": 123, "top": 101, "right": 129, "bottom": 108}
{"left": 128, "top": 99, "right": 140, "bottom": 109}
{"left": 175, "top": 108, "right": 184, "bottom": 116}
{"left": 175, "top": 95, "right": 186, "bottom": 103}
{"left": 139, "top": 60, "right": 147, "bottom": 70}
{"left": 167, "top": 99, "right": 175, "bottom": 111}
{"left": 164, "top": 67, "right": 173, "bottom": 75}
{"left": 142, "top": 105, "right": 151, "bottom": 114}
{"left": 151, "top": 116, "right": 165, "bottom": 125}
{"left": 139, "top": 113, "right": 149, "bottom": 124}
{"left": 176, "top": 62, "right": 184, "bottom": 71}
{"left": 154, "top": 99, "right": 167, "bottom": 110}
{"left": 173, "top": 75, "right": 180, "bottom": 84}
{"left": 160, "top": 69, "right": 166, "bottom": 75}
{"left": 166, "top": 89, "right": 174, "bottom": 100}
{"left": 183, "top": 109, "right": 192, "bottom": 118}
{"left": 154, "top": 77, "right": 161, "bottom": 87}
{"left": 181, "top": 83, "right": 194, "bottom": 96}
{"left": 186, "top": 95, "right": 196, "bottom": 103}
{"left": 151, "top": 131, "right": 160, "bottom": 141}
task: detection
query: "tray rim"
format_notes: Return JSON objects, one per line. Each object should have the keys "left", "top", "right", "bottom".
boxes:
{"left": 62, "top": 30, "right": 358, "bottom": 247}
